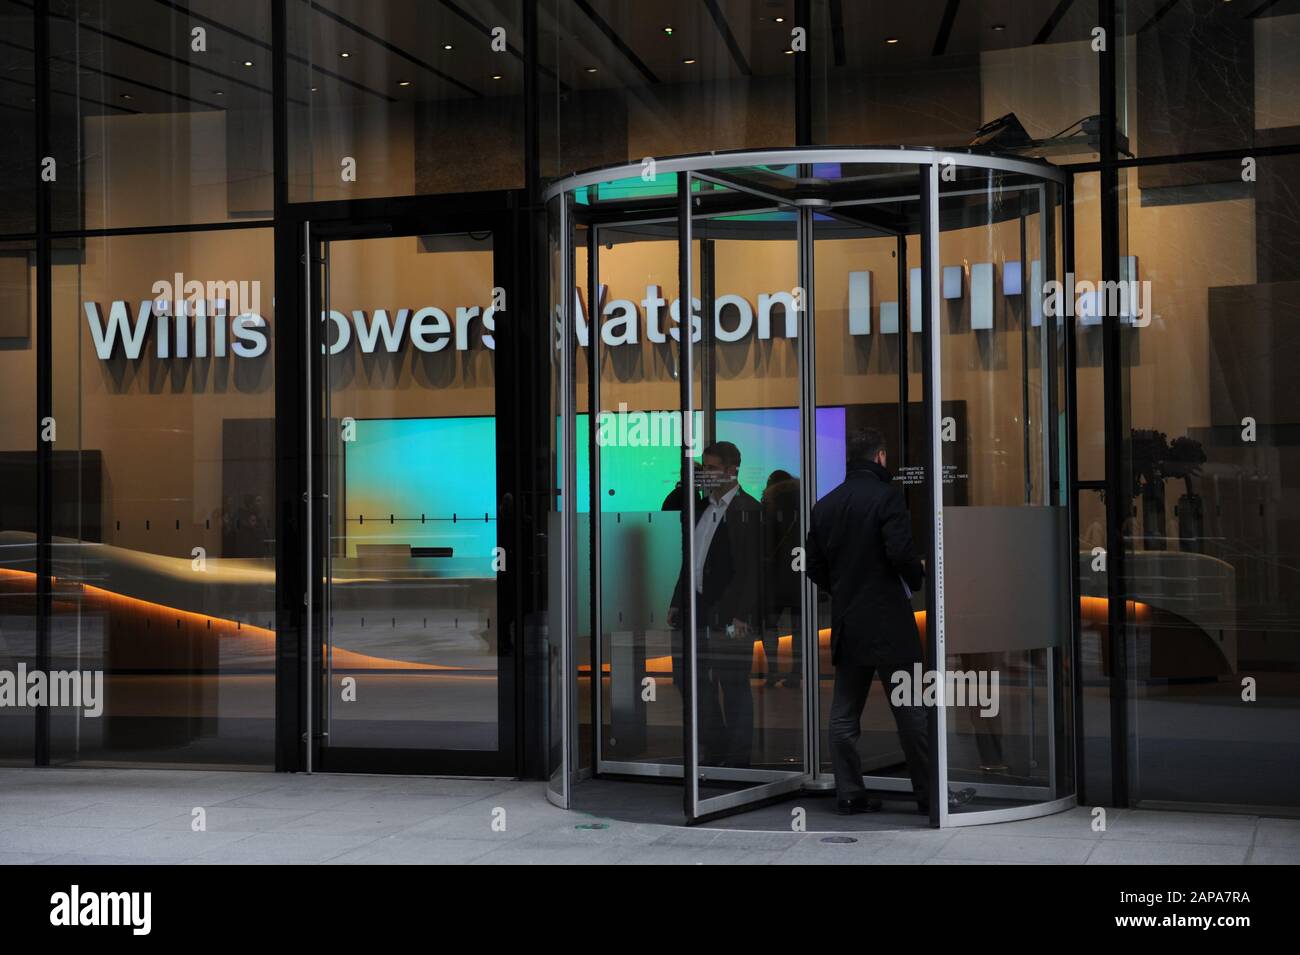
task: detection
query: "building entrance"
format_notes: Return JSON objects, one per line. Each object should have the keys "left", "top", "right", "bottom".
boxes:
{"left": 547, "top": 149, "right": 1076, "bottom": 826}
{"left": 300, "top": 213, "right": 517, "bottom": 776}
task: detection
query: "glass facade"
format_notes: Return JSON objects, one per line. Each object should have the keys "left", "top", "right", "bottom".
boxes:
{"left": 48, "top": 0, "right": 274, "bottom": 231}
{"left": 1119, "top": 159, "right": 1300, "bottom": 808}
{"left": 0, "top": 0, "right": 1295, "bottom": 819}
{"left": 540, "top": 1, "right": 795, "bottom": 178}
{"left": 48, "top": 229, "right": 277, "bottom": 766}
{"left": 288, "top": 0, "right": 525, "bottom": 201}
{"left": 812, "top": 0, "right": 1100, "bottom": 163}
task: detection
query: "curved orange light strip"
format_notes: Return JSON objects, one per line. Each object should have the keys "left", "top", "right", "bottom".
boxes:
{"left": 579, "top": 600, "right": 1147, "bottom": 675}
{"left": 1, "top": 568, "right": 1146, "bottom": 676}
{"left": 0, "top": 567, "right": 459, "bottom": 671}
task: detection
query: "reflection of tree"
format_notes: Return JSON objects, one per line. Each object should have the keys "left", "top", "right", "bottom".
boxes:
{"left": 1131, "top": 429, "right": 1207, "bottom": 552}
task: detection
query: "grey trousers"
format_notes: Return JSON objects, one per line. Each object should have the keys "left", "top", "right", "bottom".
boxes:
{"left": 829, "top": 663, "right": 930, "bottom": 803}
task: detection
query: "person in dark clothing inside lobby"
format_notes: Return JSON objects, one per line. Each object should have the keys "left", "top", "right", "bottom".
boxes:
{"left": 805, "top": 427, "right": 976, "bottom": 815}
{"left": 667, "top": 441, "right": 764, "bottom": 768}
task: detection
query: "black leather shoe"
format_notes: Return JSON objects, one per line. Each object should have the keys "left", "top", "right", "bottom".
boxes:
{"left": 836, "top": 795, "right": 883, "bottom": 815}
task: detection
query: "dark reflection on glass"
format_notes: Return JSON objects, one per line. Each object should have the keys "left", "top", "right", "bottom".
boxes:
{"left": 0, "top": 240, "right": 37, "bottom": 764}
{"left": 1120, "top": 162, "right": 1300, "bottom": 809}
{"left": 0, "top": 1, "right": 35, "bottom": 235}
{"left": 288, "top": 0, "right": 524, "bottom": 201}
{"left": 812, "top": 0, "right": 1101, "bottom": 164}
{"left": 47, "top": 0, "right": 274, "bottom": 232}
{"left": 1123, "top": 0, "right": 1300, "bottom": 158}
{"left": 539, "top": 0, "right": 795, "bottom": 179}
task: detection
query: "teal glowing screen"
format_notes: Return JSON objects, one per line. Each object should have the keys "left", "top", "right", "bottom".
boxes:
{"left": 571, "top": 406, "right": 847, "bottom": 512}
{"left": 345, "top": 417, "right": 496, "bottom": 577}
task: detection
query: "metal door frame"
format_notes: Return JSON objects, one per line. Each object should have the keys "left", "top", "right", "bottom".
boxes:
{"left": 298, "top": 206, "right": 519, "bottom": 778}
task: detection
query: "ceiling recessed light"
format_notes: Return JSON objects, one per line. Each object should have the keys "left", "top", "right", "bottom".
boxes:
{"left": 242, "top": 60, "right": 253, "bottom": 67}
{"left": 663, "top": 25, "right": 673, "bottom": 35}
{"left": 398, "top": 80, "right": 412, "bottom": 87}
{"left": 992, "top": 23, "right": 1006, "bottom": 31}
{"left": 885, "top": 37, "right": 899, "bottom": 44}
{"left": 120, "top": 93, "right": 132, "bottom": 100}
{"left": 491, "top": 74, "right": 503, "bottom": 80}
{"left": 311, "top": 86, "right": 318, "bottom": 92}
{"left": 783, "top": 48, "right": 794, "bottom": 55}
{"left": 775, "top": 16, "right": 785, "bottom": 23}
{"left": 682, "top": 57, "right": 696, "bottom": 64}
{"left": 443, "top": 43, "right": 453, "bottom": 51}
{"left": 585, "top": 66, "right": 598, "bottom": 73}
{"left": 339, "top": 51, "right": 350, "bottom": 58}
{"left": 212, "top": 89, "right": 224, "bottom": 96}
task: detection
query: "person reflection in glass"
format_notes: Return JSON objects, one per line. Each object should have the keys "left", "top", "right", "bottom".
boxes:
{"left": 761, "top": 469, "right": 802, "bottom": 689}
{"left": 666, "top": 441, "right": 763, "bottom": 768}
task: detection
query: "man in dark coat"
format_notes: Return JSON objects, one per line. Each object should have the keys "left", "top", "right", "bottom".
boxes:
{"left": 806, "top": 427, "right": 972, "bottom": 815}
{"left": 667, "top": 441, "right": 764, "bottom": 767}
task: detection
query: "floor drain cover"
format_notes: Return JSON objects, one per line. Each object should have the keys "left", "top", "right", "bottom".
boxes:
{"left": 820, "top": 836, "right": 858, "bottom": 845}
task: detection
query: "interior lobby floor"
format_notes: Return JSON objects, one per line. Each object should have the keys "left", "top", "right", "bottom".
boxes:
{"left": 1, "top": 768, "right": 1295, "bottom": 865}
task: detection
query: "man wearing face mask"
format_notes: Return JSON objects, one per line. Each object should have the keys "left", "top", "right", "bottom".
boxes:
{"left": 667, "top": 440, "right": 763, "bottom": 768}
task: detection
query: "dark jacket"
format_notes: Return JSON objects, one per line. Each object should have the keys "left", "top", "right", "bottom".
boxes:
{"left": 762, "top": 476, "right": 802, "bottom": 615}
{"left": 805, "top": 461, "right": 925, "bottom": 666}
{"left": 669, "top": 486, "right": 765, "bottom": 630}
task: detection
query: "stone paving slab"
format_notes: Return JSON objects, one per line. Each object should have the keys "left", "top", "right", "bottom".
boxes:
{"left": 0, "top": 768, "right": 1280, "bottom": 865}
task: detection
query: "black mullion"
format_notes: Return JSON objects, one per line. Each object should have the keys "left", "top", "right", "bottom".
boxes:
{"left": 48, "top": 219, "right": 270, "bottom": 240}
{"left": 524, "top": 0, "right": 539, "bottom": 205}
{"left": 493, "top": 207, "right": 519, "bottom": 776}
{"left": 1067, "top": 140, "right": 1300, "bottom": 177}
{"left": 519, "top": 0, "right": 545, "bottom": 780}
{"left": 34, "top": 0, "right": 51, "bottom": 767}
{"left": 1098, "top": 0, "right": 1129, "bottom": 809}
{"left": 271, "top": 0, "right": 305, "bottom": 773}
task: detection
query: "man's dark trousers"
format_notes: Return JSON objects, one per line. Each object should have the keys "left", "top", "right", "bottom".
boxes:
{"left": 673, "top": 626, "right": 754, "bottom": 766}
{"left": 830, "top": 662, "right": 930, "bottom": 804}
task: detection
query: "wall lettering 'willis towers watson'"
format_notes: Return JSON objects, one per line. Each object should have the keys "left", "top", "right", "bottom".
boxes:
{"left": 83, "top": 272, "right": 1152, "bottom": 362}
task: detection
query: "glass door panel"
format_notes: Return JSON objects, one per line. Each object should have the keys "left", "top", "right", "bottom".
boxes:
{"left": 934, "top": 167, "right": 1074, "bottom": 820}
{"left": 314, "top": 224, "right": 512, "bottom": 774}
{"left": 684, "top": 173, "right": 808, "bottom": 821}
{"left": 810, "top": 164, "right": 929, "bottom": 803}
{"left": 588, "top": 221, "right": 685, "bottom": 774}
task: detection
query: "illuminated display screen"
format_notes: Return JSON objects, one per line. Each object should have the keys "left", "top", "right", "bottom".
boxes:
{"left": 344, "top": 417, "right": 497, "bottom": 576}
{"left": 343, "top": 407, "right": 849, "bottom": 578}
{"left": 572, "top": 406, "right": 847, "bottom": 512}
